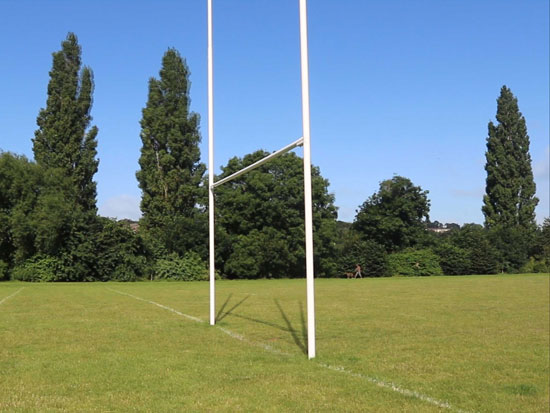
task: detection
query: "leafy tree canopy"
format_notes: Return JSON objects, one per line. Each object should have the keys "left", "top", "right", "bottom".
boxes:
{"left": 353, "top": 176, "right": 430, "bottom": 253}
{"left": 450, "top": 224, "right": 499, "bottom": 274}
{"left": 214, "top": 150, "right": 338, "bottom": 278}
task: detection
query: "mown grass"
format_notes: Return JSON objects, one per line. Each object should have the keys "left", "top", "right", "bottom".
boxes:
{"left": 0, "top": 274, "right": 548, "bottom": 412}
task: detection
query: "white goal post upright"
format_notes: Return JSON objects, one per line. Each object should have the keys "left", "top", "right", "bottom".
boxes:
{"left": 207, "top": 0, "right": 215, "bottom": 327}
{"left": 299, "top": 0, "right": 316, "bottom": 360}
{"left": 207, "top": 0, "right": 316, "bottom": 359}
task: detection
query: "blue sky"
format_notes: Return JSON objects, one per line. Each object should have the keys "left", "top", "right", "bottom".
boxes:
{"left": 0, "top": 0, "right": 548, "bottom": 224}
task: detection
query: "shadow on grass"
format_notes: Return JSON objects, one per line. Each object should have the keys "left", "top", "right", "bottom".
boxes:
{"left": 216, "top": 293, "right": 251, "bottom": 322}
{"left": 217, "top": 295, "right": 307, "bottom": 355}
{"left": 275, "top": 299, "right": 307, "bottom": 355}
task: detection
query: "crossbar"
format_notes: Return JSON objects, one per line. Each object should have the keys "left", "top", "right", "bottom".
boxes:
{"left": 211, "top": 137, "right": 304, "bottom": 188}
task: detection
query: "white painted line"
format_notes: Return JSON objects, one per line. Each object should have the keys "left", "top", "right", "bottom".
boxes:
{"left": 107, "top": 287, "right": 290, "bottom": 355}
{"left": 106, "top": 287, "right": 472, "bottom": 412}
{"left": 217, "top": 326, "right": 289, "bottom": 356}
{"left": 106, "top": 287, "right": 204, "bottom": 323}
{"left": 319, "top": 363, "right": 474, "bottom": 413}
{"left": 0, "top": 287, "right": 24, "bottom": 306}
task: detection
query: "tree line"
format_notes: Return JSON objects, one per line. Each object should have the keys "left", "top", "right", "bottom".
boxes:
{"left": 1, "top": 34, "right": 548, "bottom": 282}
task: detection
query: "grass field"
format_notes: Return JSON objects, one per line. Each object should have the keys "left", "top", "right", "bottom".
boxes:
{"left": 0, "top": 275, "right": 548, "bottom": 412}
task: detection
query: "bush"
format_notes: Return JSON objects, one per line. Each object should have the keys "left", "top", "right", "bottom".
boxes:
{"left": 0, "top": 260, "right": 8, "bottom": 281}
{"left": 223, "top": 228, "right": 300, "bottom": 279}
{"left": 155, "top": 252, "right": 208, "bottom": 281}
{"left": 434, "top": 243, "right": 471, "bottom": 275}
{"left": 335, "top": 228, "right": 389, "bottom": 277}
{"left": 11, "top": 255, "right": 64, "bottom": 282}
{"left": 520, "top": 257, "right": 550, "bottom": 274}
{"left": 468, "top": 244, "right": 499, "bottom": 274}
{"left": 339, "top": 238, "right": 389, "bottom": 277}
{"left": 388, "top": 249, "right": 443, "bottom": 276}
{"left": 488, "top": 226, "right": 532, "bottom": 273}
{"left": 109, "top": 258, "right": 147, "bottom": 282}
{"left": 94, "top": 219, "right": 149, "bottom": 282}
{"left": 450, "top": 224, "right": 499, "bottom": 274}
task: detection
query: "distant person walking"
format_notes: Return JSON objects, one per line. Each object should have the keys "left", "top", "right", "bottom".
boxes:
{"left": 354, "top": 264, "right": 362, "bottom": 278}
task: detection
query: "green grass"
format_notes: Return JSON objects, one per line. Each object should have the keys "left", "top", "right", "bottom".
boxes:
{"left": 0, "top": 275, "right": 548, "bottom": 412}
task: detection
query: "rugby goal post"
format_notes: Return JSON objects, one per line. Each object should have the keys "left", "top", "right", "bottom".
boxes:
{"left": 207, "top": 0, "right": 316, "bottom": 359}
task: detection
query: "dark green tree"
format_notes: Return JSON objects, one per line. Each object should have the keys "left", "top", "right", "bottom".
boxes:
{"left": 0, "top": 152, "right": 81, "bottom": 269}
{"left": 137, "top": 48, "right": 206, "bottom": 256}
{"left": 32, "top": 33, "right": 99, "bottom": 212}
{"left": 336, "top": 229, "right": 389, "bottom": 277}
{"left": 215, "top": 150, "right": 338, "bottom": 278}
{"left": 387, "top": 249, "right": 443, "bottom": 276}
{"left": 523, "top": 218, "right": 550, "bottom": 273}
{"left": 353, "top": 176, "right": 430, "bottom": 253}
{"left": 483, "top": 86, "right": 538, "bottom": 232}
{"left": 92, "top": 218, "right": 149, "bottom": 281}
{"left": 434, "top": 243, "right": 471, "bottom": 275}
{"left": 1, "top": 151, "right": 153, "bottom": 282}
{"left": 450, "top": 224, "right": 499, "bottom": 274}
{"left": 488, "top": 225, "right": 533, "bottom": 272}
{"left": 532, "top": 218, "right": 550, "bottom": 261}
{"left": 0, "top": 152, "right": 39, "bottom": 266}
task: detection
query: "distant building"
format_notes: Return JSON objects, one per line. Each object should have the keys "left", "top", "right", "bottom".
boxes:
{"left": 426, "top": 221, "right": 459, "bottom": 234}
{"left": 119, "top": 219, "right": 140, "bottom": 232}
{"left": 427, "top": 227, "right": 451, "bottom": 234}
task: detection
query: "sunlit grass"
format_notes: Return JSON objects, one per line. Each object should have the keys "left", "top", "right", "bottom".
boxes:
{"left": 0, "top": 274, "right": 548, "bottom": 411}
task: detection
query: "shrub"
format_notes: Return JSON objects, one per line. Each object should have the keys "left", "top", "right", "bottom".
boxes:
{"left": 336, "top": 231, "right": 389, "bottom": 277}
{"left": 451, "top": 224, "right": 499, "bottom": 274}
{"left": 0, "top": 260, "right": 8, "bottom": 281}
{"left": 94, "top": 218, "right": 150, "bottom": 282}
{"left": 344, "top": 240, "right": 389, "bottom": 277}
{"left": 434, "top": 243, "right": 471, "bottom": 275}
{"left": 520, "top": 257, "right": 550, "bottom": 274}
{"left": 11, "top": 255, "right": 64, "bottom": 282}
{"left": 109, "top": 258, "right": 147, "bottom": 282}
{"left": 388, "top": 249, "right": 443, "bottom": 276}
{"left": 360, "top": 240, "right": 390, "bottom": 277}
{"left": 488, "top": 226, "right": 532, "bottom": 273}
{"left": 468, "top": 244, "right": 499, "bottom": 274}
{"left": 155, "top": 252, "right": 208, "bottom": 281}
{"left": 223, "top": 229, "right": 296, "bottom": 279}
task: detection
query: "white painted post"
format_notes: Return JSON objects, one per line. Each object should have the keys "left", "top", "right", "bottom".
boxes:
{"left": 208, "top": 0, "right": 216, "bottom": 326}
{"left": 299, "top": 0, "right": 316, "bottom": 359}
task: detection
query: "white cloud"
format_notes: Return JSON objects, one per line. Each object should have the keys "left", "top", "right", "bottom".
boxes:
{"left": 98, "top": 194, "right": 141, "bottom": 221}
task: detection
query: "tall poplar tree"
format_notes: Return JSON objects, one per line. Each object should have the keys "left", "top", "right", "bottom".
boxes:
{"left": 137, "top": 49, "right": 206, "bottom": 255}
{"left": 33, "top": 33, "right": 99, "bottom": 212}
{"left": 482, "top": 86, "right": 538, "bottom": 232}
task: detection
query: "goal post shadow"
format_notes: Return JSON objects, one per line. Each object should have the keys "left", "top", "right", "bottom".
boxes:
{"left": 215, "top": 293, "right": 308, "bottom": 356}
{"left": 207, "top": 0, "right": 316, "bottom": 359}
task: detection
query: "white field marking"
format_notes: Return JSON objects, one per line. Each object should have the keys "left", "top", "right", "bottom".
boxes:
{"left": 106, "top": 287, "right": 288, "bottom": 355}
{"left": 217, "top": 326, "right": 289, "bottom": 356}
{"left": 106, "top": 287, "right": 204, "bottom": 323}
{"left": 319, "top": 363, "right": 475, "bottom": 413}
{"left": 0, "top": 287, "right": 24, "bottom": 306}
{"left": 106, "top": 287, "right": 471, "bottom": 412}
